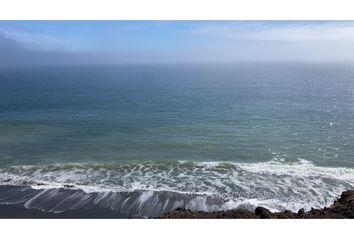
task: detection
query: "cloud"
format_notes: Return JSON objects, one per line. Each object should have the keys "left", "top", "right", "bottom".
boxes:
{"left": 0, "top": 32, "right": 183, "bottom": 66}
{"left": 188, "top": 21, "right": 354, "bottom": 62}
{"left": 192, "top": 21, "right": 354, "bottom": 42}
{"left": 0, "top": 33, "right": 92, "bottom": 66}
{"left": 1, "top": 21, "right": 354, "bottom": 66}
{"left": 1, "top": 29, "right": 84, "bottom": 51}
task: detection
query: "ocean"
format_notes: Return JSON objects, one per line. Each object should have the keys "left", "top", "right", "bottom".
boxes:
{"left": 1, "top": 63, "right": 354, "bottom": 217}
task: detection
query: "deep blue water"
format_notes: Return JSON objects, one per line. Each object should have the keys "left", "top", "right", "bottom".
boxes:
{"left": 1, "top": 63, "right": 354, "bottom": 216}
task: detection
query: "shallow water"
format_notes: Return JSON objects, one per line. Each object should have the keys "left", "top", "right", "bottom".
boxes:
{"left": 1, "top": 63, "right": 354, "bottom": 216}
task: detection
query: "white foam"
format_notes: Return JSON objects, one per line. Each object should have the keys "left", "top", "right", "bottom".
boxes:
{"left": 1, "top": 159, "right": 353, "bottom": 212}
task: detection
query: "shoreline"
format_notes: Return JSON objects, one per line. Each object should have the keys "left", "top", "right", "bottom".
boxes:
{"left": 0, "top": 204, "right": 129, "bottom": 219}
{"left": 158, "top": 190, "right": 354, "bottom": 219}
{"left": 0, "top": 186, "right": 353, "bottom": 218}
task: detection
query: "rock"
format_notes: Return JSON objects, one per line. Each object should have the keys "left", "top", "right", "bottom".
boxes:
{"left": 255, "top": 207, "right": 272, "bottom": 218}
{"left": 297, "top": 208, "right": 305, "bottom": 215}
{"left": 339, "top": 190, "right": 354, "bottom": 203}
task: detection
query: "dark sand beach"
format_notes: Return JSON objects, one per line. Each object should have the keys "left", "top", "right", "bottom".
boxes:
{"left": 0, "top": 186, "right": 352, "bottom": 219}
{"left": 0, "top": 204, "right": 126, "bottom": 219}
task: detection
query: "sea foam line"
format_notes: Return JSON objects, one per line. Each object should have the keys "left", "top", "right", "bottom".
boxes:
{"left": 0, "top": 158, "right": 353, "bottom": 212}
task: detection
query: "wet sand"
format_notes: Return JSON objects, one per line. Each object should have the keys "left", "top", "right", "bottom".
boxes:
{"left": 0, "top": 187, "right": 353, "bottom": 219}
{"left": 0, "top": 204, "right": 128, "bottom": 219}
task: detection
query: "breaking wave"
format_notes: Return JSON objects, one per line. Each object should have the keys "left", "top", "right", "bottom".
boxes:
{"left": 0, "top": 158, "right": 354, "bottom": 217}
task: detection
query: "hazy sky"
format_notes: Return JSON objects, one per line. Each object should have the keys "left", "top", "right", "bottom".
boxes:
{"left": 1, "top": 21, "right": 354, "bottom": 66}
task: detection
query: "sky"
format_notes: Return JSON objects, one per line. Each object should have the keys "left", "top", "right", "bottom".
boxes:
{"left": 1, "top": 21, "right": 354, "bottom": 66}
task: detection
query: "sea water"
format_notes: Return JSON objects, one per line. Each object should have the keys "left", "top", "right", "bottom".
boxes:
{"left": 1, "top": 63, "right": 354, "bottom": 217}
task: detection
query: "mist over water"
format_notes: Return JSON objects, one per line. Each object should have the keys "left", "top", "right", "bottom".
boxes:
{"left": 1, "top": 63, "right": 354, "bottom": 217}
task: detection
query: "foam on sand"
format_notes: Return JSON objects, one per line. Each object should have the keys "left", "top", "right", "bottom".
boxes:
{"left": 0, "top": 159, "right": 353, "bottom": 217}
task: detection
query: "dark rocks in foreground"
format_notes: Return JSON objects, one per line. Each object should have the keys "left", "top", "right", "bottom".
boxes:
{"left": 158, "top": 190, "right": 354, "bottom": 219}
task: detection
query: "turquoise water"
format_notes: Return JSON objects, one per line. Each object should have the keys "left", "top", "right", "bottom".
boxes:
{"left": 1, "top": 63, "right": 354, "bottom": 216}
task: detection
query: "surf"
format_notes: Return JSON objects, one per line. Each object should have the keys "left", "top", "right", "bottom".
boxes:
{"left": 0, "top": 159, "right": 353, "bottom": 217}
